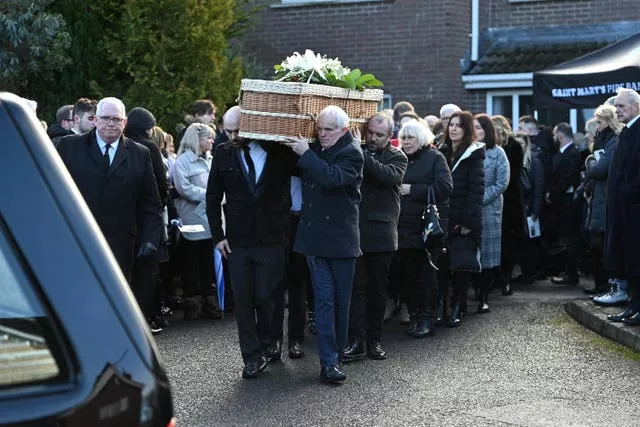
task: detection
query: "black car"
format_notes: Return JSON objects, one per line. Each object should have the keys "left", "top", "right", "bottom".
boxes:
{"left": 0, "top": 92, "right": 175, "bottom": 426}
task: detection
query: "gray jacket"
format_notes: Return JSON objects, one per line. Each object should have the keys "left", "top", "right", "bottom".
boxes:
{"left": 173, "top": 150, "right": 212, "bottom": 241}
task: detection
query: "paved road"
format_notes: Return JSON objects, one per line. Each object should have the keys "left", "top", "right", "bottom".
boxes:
{"left": 156, "top": 282, "right": 640, "bottom": 426}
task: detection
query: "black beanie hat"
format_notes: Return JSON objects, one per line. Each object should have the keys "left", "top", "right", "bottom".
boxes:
{"left": 127, "top": 107, "right": 156, "bottom": 131}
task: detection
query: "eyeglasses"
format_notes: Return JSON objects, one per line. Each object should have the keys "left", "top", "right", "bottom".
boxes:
{"left": 98, "top": 116, "right": 125, "bottom": 125}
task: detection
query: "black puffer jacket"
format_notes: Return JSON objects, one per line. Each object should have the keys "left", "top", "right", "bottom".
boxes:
{"left": 397, "top": 146, "right": 452, "bottom": 249}
{"left": 448, "top": 142, "right": 485, "bottom": 242}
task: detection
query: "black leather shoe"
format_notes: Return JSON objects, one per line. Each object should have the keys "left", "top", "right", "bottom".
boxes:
{"left": 435, "top": 299, "right": 445, "bottom": 326}
{"left": 288, "top": 341, "right": 305, "bottom": 359}
{"left": 413, "top": 318, "right": 434, "bottom": 338}
{"left": 342, "top": 340, "right": 365, "bottom": 361}
{"left": 447, "top": 304, "right": 461, "bottom": 328}
{"left": 622, "top": 312, "right": 640, "bottom": 326}
{"left": 242, "top": 356, "right": 268, "bottom": 379}
{"left": 267, "top": 340, "right": 282, "bottom": 361}
{"left": 607, "top": 307, "right": 638, "bottom": 322}
{"left": 366, "top": 341, "right": 387, "bottom": 360}
{"left": 320, "top": 366, "right": 346, "bottom": 383}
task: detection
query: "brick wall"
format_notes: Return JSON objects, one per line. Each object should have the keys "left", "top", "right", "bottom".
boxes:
{"left": 241, "top": 0, "right": 472, "bottom": 116}
{"left": 489, "top": 0, "right": 640, "bottom": 27}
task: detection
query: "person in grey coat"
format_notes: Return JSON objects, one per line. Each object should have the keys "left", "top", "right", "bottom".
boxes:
{"left": 343, "top": 112, "right": 407, "bottom": 361}
{"left": 283, "top": 106, "right": 364, "bottom": 383}
{"left": 472, "top": 114, "right": 509, "bottom": 313}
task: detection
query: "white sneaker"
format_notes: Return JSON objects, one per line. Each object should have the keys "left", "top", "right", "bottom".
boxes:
{"left": 399, "top": 303, "right": 410, "bottom": 325}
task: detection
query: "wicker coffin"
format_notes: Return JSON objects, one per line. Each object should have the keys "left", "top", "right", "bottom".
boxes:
{"left": 238, "top": 79, "right": 384, "bottom": 141}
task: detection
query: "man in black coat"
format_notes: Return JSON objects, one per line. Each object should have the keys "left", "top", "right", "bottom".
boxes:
{"left": 283, "top": 106, "right": 364, "bottom": 384}
{"left": 56, "top": 97, "right": 163, "bottom": 284}
{"left": 547, "top": 123, "right": 583, "bottom": 285}
{"left": 343, "top": 112, "right": 407, "bottom": 361}
{"left": 47, "top": 104, "right": 75, "bottom": 145}
{"left": 605, "top": 88, "right": 640, "bottom": 325}
{"left": 206, "top": 106, "right": 298, "bottom": 379}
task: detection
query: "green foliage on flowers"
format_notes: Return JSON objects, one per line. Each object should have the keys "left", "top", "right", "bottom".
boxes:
{"left": 274, "top": 50, "right": 383, "bottom": 91}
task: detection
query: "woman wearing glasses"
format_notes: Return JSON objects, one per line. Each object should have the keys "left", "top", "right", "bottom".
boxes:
{"left": 173, "top": 123, "right": 220, "bottom": 320}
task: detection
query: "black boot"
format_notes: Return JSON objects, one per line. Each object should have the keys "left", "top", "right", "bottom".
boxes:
{"left": 413, "top": 317, "right": 434, "bottom": 338}
{"left": 435, "top": 298, "right": 445, "bottom": 327}
{"left": 447, "top": 303, "right": 461, "bottom": 327}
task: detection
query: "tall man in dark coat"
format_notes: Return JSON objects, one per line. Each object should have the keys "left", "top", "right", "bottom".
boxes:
{"left": 343, "top": 112, "right": 407, "bottom": 361}
{"left": 546, "top": 123, "right": 582, "bottom": 285}
{"left": 283, "top": 106, "right": 363, "bottom": 383}
{"left": 206, "top": 106, "right": 298, "bottom": 379}
{"left": 605, "top": 88, "right": 640, "bottom": 325}
{"left": 56, "top": 97, "right": 163, "bottom": 284}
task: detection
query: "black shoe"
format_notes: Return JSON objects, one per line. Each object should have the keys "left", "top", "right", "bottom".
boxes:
{"left": 147, "top": 317, "right": 164, "bottom": 335}
{"left": 413, "top": 318, "right": 434, "bottom": 338}
{"left": 242, "top": 356, "right": 268, "bottom": 379}
{"left": 366, "top": 341, "right": 387, "bottom": 360}
{"left": 622, "top": 312, "right": 640, "bottom": 326}
{"left": 477, "top": 302, "right": 490, "bottom": 314}
{"left": 267, "top": 340, "right": 282, "bottom": 361}
{"left": 447, "top": 304, "right": 461, "bottom": 328}
{"left": 320, "top": 366, "right": 346, "bottom": 383}
{"left": 288, "top": 341, "right": 305, "bottom": 359}
{"left": 342, "top": 340, "right": 365, "bottom": 361}
{"left": 608, "top": 307, "right": 639, "bottom": 322}
{"left": 153, "top": 315, "right": 169, "bottom": 328}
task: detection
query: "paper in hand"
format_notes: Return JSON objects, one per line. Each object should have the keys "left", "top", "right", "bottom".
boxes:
{"left": 527, "top": 216, "right": 541, "bottom": 239}
{"left": 178, "top": 224, "right": 205, "bottom": 233}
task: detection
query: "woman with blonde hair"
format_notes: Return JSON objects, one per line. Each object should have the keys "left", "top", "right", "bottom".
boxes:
{"left": 173, "top": 123, "right": 220, "bottom": 320}
{"left": 583, "top": 104, "right": 623, "bottom": 296}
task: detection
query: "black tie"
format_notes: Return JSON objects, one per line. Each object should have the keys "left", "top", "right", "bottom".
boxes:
{"left": 243, "top": 146, "right": 256, "bottom": 184}
{"left": 104, "top": 143, "right": 112, "bottom": 169}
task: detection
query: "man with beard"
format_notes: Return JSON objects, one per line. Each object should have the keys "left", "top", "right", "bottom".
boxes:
{"left": 206, "top": 106, "right": 298, "bottom": 379}
{"left": 343, "top": 112, "right": 407, "bottom": 361}
{"left": 283, "top": 106, "right": 364, "bottom": 383}
{"left": 71, "top": 98, "right": 97, "bottom": 135}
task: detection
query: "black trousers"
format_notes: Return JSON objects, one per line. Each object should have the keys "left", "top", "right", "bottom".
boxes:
{"left": 626, "top": 276, "right": 640, "bottom": 312}
{"left": 228, "top": 245, "right": 286, "bottom": 364}
{"left": 395, "top": 248, "right": 439, "bottom": 320}
{"left": 271, "top": 214, "right": 310, "bottom": 343}
{"left": 131, "top": 253, "right": 159, "bottom": 318}
{"left": 349, "top": 252, "right": 394, "bottom": 342}
{"left": 180, "top": 238, "right": 214, "bottom": 298}
{"left": 589, "top": 232, "right": 607, "bottom": 289}
{"left": 555, "top": 195, "right": 581, "bottom": 280}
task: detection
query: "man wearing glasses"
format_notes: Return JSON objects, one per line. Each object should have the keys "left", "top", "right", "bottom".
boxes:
{"left": 283, "top": 105, "right": 364, "bottom": 384}
{"left": 56, "top": 97, "right": 163, "bottom": 284}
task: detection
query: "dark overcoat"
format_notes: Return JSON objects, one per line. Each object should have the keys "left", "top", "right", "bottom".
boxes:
{"left": 359, "top": 144, "right": 407, "bottom": 253}
{"left": 448, "top": 142, "right": 485, "bottom": 241}
{"left": 56, "top": 129, "right": 163, "bottom": 280}
{"left": 585, "top": 128, "right": 617, "bottom": 233}
{"left": 605, "top": 118, "right": 640, "bottom": 276}
{"left": 206, "top": 141, "right": 297, "bottom": 248}
{"left": 294, "top": 132, "right": 364, "bottom": 258}
{"left": 397, "top": 146, "right": 452, "bottom": 249}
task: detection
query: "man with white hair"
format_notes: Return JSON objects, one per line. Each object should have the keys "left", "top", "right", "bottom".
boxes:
{"left": 56, "top": 97, "right": 163, "bottom": 285}
{"left": 283, "top": 105, "right": 364, "bottom": 383}
{"left": 605, "top": 88, "right": 640, "bottom": 326}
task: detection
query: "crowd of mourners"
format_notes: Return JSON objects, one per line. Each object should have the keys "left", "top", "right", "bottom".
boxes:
{"left": 37, "top": 86, "right": 640, "bottom": 382}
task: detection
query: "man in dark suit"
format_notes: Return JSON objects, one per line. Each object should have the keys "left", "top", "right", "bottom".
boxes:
{"left": 206, "top": 106, "right": 297, "bottom": 379}
{"left": 283, "top": 106, "right": 364, "bottom": 384}
{"left": 343, "top": 112, "right": 407, "bottom": 361}
{"left": 605, "top": 88, "right": 640, "bottom": 325}
{"left": 546, "top": 122, "right": 582, "bottom": 285}
{"left": 56, "top": 97, "right": 163, "bottom": 285}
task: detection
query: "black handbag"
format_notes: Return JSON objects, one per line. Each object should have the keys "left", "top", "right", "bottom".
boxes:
{"left": 448, "top": 233, "right": 481, "bottom": 272}
{"left": 421, "top": 185, "right": 444, "bottom": 246}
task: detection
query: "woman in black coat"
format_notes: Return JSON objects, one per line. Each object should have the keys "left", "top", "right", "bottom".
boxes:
{"left": 444, "top": 111, "right": 485, "bottom": 327}
{"left": 394, "top": 120, "right": 452, "bottom": 337}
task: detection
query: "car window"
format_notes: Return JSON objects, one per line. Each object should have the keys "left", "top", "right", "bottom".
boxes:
{"left": 0, "top": 221, "right": 63, "bottom": 387}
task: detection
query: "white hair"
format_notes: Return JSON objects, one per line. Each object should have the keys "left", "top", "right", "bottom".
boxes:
{"left": 615, "top": 87, "right": 640, "bottom": 105}
{"left": 96, "top": 97, "right": 126, "bottom": 117}
{"left": 398, "top": 119, "right": 434, "bottom": 148}
{"left": 319, "top": 105, "right": 349, "bottom": 129}
{"left": 439, "top": 103, "right": 461, "bottom": 118}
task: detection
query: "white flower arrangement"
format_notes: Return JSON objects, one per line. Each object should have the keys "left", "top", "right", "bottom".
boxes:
{"left": 274, "top": 49, "right": 382, "bottom": 91}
